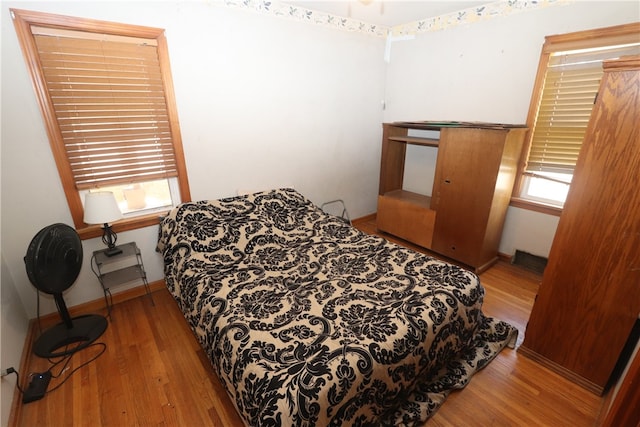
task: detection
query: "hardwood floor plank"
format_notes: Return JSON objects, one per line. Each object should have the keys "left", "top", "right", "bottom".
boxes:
{"left": 12, "top": 217, "right": 603, "bottom": 426}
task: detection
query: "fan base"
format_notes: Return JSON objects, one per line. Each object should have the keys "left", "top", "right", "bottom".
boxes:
{"left": 33, "top": 314, "right": 108, "bottom": 358}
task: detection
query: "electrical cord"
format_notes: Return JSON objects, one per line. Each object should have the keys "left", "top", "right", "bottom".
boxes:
{"left": 47, "top": 342, "right": 106, "bottom": 393}
{"left": 4, "top": 368, "right": 25, "bottom": 394}
{"left": 6, "top": 342, "right": 107, "bottom": 399}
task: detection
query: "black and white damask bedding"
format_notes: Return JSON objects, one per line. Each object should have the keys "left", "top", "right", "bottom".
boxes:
{"left": 157, "top": 188, "right": 517, "bottom": 426}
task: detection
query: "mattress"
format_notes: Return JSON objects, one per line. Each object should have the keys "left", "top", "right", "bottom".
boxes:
{"left": 157, "top": 188, "right": 517, "bottom": 426}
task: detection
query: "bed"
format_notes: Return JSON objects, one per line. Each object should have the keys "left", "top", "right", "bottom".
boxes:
{"left": 157, "top": 188, "right": 517, "bottom": 426}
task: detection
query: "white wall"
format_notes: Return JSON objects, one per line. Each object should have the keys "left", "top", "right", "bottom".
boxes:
{"left": 383, "top": 1, "right": 639, "bottom": 258}
{"left": 0, "top": 256, "right": 29, "bottom": 427}
{"left": 1, "top": 1, "right": 386, "bottom": 323}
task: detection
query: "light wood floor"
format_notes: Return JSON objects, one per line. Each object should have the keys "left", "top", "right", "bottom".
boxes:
{"left": 13, "top": 220, "right": 604, "bottom": 426}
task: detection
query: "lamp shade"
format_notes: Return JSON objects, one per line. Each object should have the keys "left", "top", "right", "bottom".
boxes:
{"left": 83, "top": 191, "right": 123, "bottom": 225}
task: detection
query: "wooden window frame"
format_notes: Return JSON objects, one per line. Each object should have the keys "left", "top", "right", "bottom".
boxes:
{"left": 511, "top": 22, "right": 640, "bottom": 217}
{"left": 11, "top": 8, "right": 191, "bottom": 239}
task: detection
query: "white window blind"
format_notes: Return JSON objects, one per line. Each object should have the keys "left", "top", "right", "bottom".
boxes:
{"left": 32, "top": 27, "right": 179, "bottom": 190}
{"left": 526, "top": 43, "right": 640, "bottom": 174}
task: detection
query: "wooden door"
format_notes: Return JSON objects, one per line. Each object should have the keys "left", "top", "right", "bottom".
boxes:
{"left": 431, "top": 128, "right": 507, "bottom": 267}
{"left": 521, "top": 56, "right": 640, "bottom": 394}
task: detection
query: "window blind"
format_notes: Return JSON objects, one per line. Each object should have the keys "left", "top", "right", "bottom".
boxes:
{"left": 33, "top": 28, "right": 178, "bottom": 190}
{"left": 526, "top": 43, "right": 640, "bottom": 174}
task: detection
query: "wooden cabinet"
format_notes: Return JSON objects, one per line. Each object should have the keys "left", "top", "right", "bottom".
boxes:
{"left": 377, "top": 121, "right": 526, "bottom": 272}
{"left": 519, "top": 56, "right": 640, "bottom": 395}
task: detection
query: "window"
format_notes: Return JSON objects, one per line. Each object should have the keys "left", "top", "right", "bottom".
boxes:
{"left": 513, "top": 23, "right": 640, "bottom": 215}
{"left": 11, "top": 9, "right": 190, "bottom": 239}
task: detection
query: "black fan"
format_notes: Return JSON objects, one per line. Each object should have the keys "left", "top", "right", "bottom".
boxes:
{"left": 25, "top": 223, "right": 108, "bottom": 358}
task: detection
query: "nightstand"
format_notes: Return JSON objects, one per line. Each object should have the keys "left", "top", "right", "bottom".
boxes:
{"left": 91, "top": 242, "right": 154, "bottom": 317}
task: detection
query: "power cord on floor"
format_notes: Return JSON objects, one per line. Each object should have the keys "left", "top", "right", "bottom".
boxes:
{"left": 47, "top": 342, "right": 106, "bottom": 393}
{"left": 5, "top": 342, "right": 107, "bottom": 404}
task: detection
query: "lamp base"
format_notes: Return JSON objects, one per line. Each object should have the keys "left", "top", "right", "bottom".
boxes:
{"left": 101, "top": 223, "right": 120, "bottom": 256}
{"left": 104, "top": 247, "right": 123, "bottom": 257}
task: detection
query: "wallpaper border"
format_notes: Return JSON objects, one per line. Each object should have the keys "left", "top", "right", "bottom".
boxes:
{"left": 220, "top": 0, "right": 571, "bottom": 38}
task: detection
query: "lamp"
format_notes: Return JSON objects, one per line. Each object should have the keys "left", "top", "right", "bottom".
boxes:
{"left": 84, "top": 191, "right": 123, "bottom": 256}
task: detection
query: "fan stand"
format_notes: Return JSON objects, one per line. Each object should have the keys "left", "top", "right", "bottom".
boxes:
{"left": 25, "top": 223, "right": 108, "bottom": 359}
{"left": 33, "top": 294, "right": 108, "bottom": 358}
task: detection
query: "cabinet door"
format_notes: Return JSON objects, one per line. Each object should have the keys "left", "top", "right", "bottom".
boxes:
{"left": 431, "top": 128, "right": 507, "bottom": 266}
{"left": 521, "top": 57, "right": 640, "bottom": 393}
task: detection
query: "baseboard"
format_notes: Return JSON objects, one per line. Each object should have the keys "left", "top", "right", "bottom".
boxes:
{"left": 475, "top": 257, "right": 499, "bottom": 274}
{"left": 497, "top": 252, "right": 512, "bottom": 263}
{"left": 351, "top": 213, "right": 376, "bottom": 225}
{"left": 33, "top": 280, "right": 166, "bottom": 329}
{"left": 518, "top": 345, "right": 604, "bottom": 395}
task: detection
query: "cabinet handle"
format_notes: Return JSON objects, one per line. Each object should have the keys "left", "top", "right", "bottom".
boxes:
{"left": 444, "top": 179, "right": 451, "bottom": 184}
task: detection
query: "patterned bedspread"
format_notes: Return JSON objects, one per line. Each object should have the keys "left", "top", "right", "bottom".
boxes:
{"left": 157, "top": 188, "right": 517, "bottom": 426}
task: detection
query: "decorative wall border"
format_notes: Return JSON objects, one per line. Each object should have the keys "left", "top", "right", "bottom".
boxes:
{"left": 391, "top": 0, "right": 572, "bottom": 36}
{"left": 220, "top": 0, "right": 571, "bottom": 38}
{"left": 221, "top": 0, "right": 387, "bottom": 37}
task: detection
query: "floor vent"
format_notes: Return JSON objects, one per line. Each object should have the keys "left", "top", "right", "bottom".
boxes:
{"left": 512, "top": 250, "right": 547, "bottom": 274}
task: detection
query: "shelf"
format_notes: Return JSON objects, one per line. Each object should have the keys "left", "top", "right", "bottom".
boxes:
{"left": 388, "top": 135, "right": 439, "bottom": 147}
{"left": 390, "top": 121, "right": 527, "bottom": 130}
{"left": 94, "top": 242, "right": 139, "bottom": 267}
{"left": 99, "top": 265, "right": 146, "bottom": 289}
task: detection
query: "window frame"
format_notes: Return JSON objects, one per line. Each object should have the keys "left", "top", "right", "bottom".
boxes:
{"left": 512, "top": 22, "right": 640, "bottom": 217}
{"left": 11, "top": 8, "right": 191, "bottom": 239}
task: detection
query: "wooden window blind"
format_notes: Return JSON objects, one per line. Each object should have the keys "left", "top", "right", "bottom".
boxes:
{"left": 11, "top": 8, "right": 191, "bottom": 236}
{"left": 32, "top": 27, "right": 179, "bottom": 189}
{"left": 527, "top": 44, "right": 640, "bottom": 173}
{"left": 525, "top": 29, "right": 640, "bottom": 174}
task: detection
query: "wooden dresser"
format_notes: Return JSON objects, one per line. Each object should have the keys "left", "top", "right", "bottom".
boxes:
{"left": 519, "top": 55, "right": 640, "bottom": 395}
{"left": 377, "top": 121, "right": 526, "bottom": 272}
